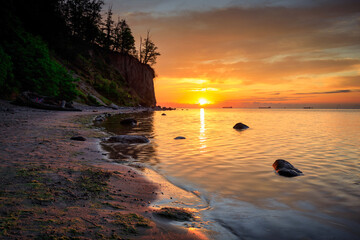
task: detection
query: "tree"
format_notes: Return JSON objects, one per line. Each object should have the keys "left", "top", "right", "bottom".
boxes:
{"left": 113, "top": 19, "right": 136, "bottom": 55}
{"left": 139, "top": 31, "right": 160, "bottom": 66}
{"left": 60, "top": 0, "right": 104, "bottom": 43}
{"left": 102, "top": 6, "right": 114, "bottom": 49}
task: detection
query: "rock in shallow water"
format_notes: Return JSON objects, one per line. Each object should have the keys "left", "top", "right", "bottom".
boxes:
{"left": 105, "top": 135, "right": 149, "bottom": 144}
{"left": 273, "top": 159, "right": 303, "bottom": 177}
{"left": 174, "top": 136, "right": 186, "bottom": 140}
{"left": 70, "top": 136, "right": 86, "bottom": 141}
{"left": 120, "top": 118, "right": 137, "bottom": 126}
{"left": 233, "top": 122, "right": 249, "bottom": 130}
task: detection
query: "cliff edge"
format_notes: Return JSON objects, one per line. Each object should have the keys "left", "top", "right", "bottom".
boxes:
{"left": 108, "top": 53, "right": 156, "bottom": 107}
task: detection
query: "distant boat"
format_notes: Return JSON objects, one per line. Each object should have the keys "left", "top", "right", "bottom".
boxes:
{"left": 222, "top": 106, "right": 232, "bottom": 108}
{"left": 259, "top": 106, "right": 271, "bottom": 109}
{"left": 303, "top": 107, "right": 313, "bottom": 109}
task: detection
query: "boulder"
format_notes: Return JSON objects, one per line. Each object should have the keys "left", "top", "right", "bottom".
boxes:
{"left": 120, "top": 118, "right": 137, "bottom": 126}
{"left": 273, "top": 159, "right": 303, "bottom": 177}
{"left": 108, "top": 103, "right": 119, "bottom": 110}
{"left": 70, "top": 136, "right": 86, "bottom": 141}
{"left": 155, "top": 207, "right": 193, "bottom": 221}
{"left": 233, "top": 122, "right": 249, "bottom": 130}
{"left": 106, "top": 135, "right": 149, "bottom": 144}
{"left": 162, "top": 113, "right": 166, "bottom": 116}
{"left": 174, "top": 136, "right": 186, "bottom": 140}
{"left": 94, "top": 115, "right": 105, "bottom": 122}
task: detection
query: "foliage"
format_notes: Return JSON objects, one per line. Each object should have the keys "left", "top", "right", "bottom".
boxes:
{"left": 139, "top": 31, "right": 161, "bottom": 66}
{"left": 113, "top": 19, "right": 136, "bottom": 55}
{"left": 93, "top": 73, "right": 137, "bottom": 106}
{"left": 59, "top": 0, "right": 104, "bottom": 43}
{"left": 87, "top": 94, "right": 101, "bottom": 106}
{"left": 0, "top": 46, "right": 14, "bottom": 95}
{"left": 2, "top": 31, "right": 77, "bottom": 100}
{"left": 101, "top": 6, "right": 114, "bottom": 50}
{"left": 0, "top": 0, "right": 159, "bottom": 105}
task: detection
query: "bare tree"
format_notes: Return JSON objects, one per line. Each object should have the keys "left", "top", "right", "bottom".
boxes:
{"left": 139, "top": 31, "right": 160, "bottom": 66}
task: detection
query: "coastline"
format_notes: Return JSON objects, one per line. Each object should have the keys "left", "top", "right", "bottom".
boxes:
{"left": 0, "top": 100, "right": 208, "bottom": 239}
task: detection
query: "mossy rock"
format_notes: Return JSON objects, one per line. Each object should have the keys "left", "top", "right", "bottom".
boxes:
{"left": 155, "top": 207, "right": 193, "bottom": 221}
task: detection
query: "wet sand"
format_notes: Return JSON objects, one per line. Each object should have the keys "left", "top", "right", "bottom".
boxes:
{"left": 0, "top": 100, "right": 208, "bottom": 239}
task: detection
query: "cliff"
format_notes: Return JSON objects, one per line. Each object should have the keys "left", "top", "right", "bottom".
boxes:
{"left": 108, "top": 53, "right": 156, "bottom": 107}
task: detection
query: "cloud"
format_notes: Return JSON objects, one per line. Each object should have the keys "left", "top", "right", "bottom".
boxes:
{"left": 295, "top": 89, "right": 354, "bottom": 95}
{"left": 106, "top": 0, "right": 360, "bottom": 105}
{"left": 189, "top": 88, "right": 219, "bottom": 92}
{"left": 328, "top": 75, "right": 360, "bottom": 88}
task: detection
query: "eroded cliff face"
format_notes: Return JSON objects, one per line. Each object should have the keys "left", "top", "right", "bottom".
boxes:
{"left": 108, "top": 53, "right": 156, "bottom": 107}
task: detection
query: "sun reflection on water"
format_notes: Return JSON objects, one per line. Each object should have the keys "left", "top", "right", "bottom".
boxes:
{"left": 199, "top": 108, "right": 206, "bottom": 151}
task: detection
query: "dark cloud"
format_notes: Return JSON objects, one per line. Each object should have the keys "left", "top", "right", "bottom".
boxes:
{"left": 295, "top": 90, "right": 353, "bottom": 95}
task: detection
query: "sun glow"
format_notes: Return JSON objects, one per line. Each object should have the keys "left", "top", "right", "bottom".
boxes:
{"left": 198, "top": 98, "right": 209, "bottom": 105}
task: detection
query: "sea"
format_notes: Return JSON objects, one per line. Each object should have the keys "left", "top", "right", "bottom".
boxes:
{"left": 101, "top": 108, "right": 360, "bottom": 240}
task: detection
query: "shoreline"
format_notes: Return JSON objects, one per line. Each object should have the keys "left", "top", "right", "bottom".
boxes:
{"left": 0, "top": 100, "right": 208, "bottom": 239}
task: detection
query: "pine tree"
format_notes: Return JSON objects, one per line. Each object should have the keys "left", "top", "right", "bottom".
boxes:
{"left": 102, "top": 6, "right": 114, "bottom": 49}
{"left": 113, "top": 19, "right": 136, "bottom": 55}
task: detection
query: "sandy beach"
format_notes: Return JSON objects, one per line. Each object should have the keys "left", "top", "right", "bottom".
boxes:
{"left": 0, "top": 100, "right": 208, "bottom": 239}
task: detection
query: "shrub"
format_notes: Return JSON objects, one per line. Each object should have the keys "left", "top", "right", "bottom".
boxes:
{"left": 1, "top": 30, "right": 78, "bottom": 101}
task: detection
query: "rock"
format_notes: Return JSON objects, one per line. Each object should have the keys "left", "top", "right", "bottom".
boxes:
{"left": 273, "top": 159, "right": 303, "bottom": 177}
{"left": 174, "top": 136, "right": 186, "bottom": 140}
{"left": 156, "top": 207, "right": 193, "bottom": 221}
{"left": 106, "top": 135, "right": 149, "bottom": 144}
{"left": 233, "top": 122, "right": 249, "bottom": 130}
{"left": 120, "top": 118, "right": 137, "bottom": 126}
{"left": 162, "top": 113, "right": 166, "bottom": 116}
{"left": 70, "top": 136, "right": 86, "bottom": 141}
{"left": 94, "top": 115, "right": 105, "bottom": 122}
{"left": 108, "top": 103, "right": 119, "bottom": 110}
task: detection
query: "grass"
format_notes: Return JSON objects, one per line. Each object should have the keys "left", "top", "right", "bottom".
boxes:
{"left": 113, "top": 213, "right": 151, "bottom": 234}
{"left": 0, "top": 210, "right": 19, "bottom": 236}
{"left": 77, "top": 168, "right": 111, "bottom": 196}
{"left": 16, "top": 166, "right": 55, "bottom": 205}
{"left": 0, "top": 164, "right": 151, "bottom": 239}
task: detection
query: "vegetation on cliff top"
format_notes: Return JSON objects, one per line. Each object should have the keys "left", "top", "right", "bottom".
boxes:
{"left": 0, "top": 0, "right": 160, "bottom": 106}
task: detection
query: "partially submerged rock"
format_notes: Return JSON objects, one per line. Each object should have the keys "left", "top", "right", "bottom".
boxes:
{"left": 174, "top": 136, "right": 186, "bottom": 140}
{"left": 120, "top": 118, "right": 137, "bottom": 126}
{"left": 161, "top": 113, "right": 166, "bottom": 116}
{"left": 233, "top": 122, "right": 249, "bottom": 130}
{"left": 105, "top": 135, "right": 149, "bottom": 144}
{"left": 155, "top": 207, "right": 193, "bottom": 221}
{"left": 70, "top": 136, "right": 86, "bottom": 141}
{"left": 94, "top": 115, "right": 105, "bottom": 122}
{"left": 273, "top": 159, "right": 303, "bottom": 177}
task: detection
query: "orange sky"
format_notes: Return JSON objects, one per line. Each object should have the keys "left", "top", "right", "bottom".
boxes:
{"left": 107, "top": 0, "right": 360, "bottom": 108}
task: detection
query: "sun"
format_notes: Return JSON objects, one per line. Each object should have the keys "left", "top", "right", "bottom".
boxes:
{"left": 198, "top": 98, "right": 208, "bottom": 105}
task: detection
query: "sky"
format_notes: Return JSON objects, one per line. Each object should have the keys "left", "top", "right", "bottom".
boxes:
{"left": 105, "top": 0, "right": 360, "bottom": 108}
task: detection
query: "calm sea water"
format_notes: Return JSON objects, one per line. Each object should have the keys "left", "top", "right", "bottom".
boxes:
{"left": 102, "top": 109, "right": 360, "bottom": 239}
